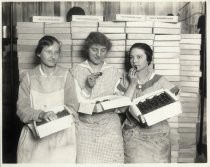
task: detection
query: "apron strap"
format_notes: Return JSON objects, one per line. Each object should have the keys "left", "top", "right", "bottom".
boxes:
{"left": 64, "top": 71, "right": 69, "bottom": 85}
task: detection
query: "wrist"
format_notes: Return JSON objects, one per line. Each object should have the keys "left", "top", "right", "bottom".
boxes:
{"left": 84, "top": 85, "right": 92, "bottom": 94}
{"left": 38, "top": 111, "right": 45, "bottom": 119}
{"left": 130, "top": 81, "right": 138, "bottom": 87}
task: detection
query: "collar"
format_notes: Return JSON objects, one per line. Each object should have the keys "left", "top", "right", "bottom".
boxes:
{"left": 39, "top": 65, "right": 56, "bottom": 76}
{"left": 137, "top": 71, "right": 155, "bottom": 88}
{"left": 78, "top": 60, "right": 112, "bottom": 73}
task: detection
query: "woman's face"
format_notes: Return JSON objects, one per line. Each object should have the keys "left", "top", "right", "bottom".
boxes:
{"left": 130, "top": 47, "right": 148, "bottom": 71}
{"left": 88, "top": 44, "right": 107, "bottom": 65}
{"left": 39, "top": 42, "right": 60, "bottom": 67}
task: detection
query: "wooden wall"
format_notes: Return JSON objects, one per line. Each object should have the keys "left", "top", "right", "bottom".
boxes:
{"left": 2, "top": 1, "right": 205, "bottom": 33}
{"left": 1, "top": 1, "right": 206, "bottom": 163}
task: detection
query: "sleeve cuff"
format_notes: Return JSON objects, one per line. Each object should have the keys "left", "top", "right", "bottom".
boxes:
{"left": 81, "top": 88, "right": 91, "bottom": 98}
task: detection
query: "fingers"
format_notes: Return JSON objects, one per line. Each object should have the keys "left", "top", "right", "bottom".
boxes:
{"left": 87, "top": 73, "right": 101, "bottom": 88}
{"left": 43, "top": 111, "right": 57, "bottom": 122}
{"left": 129, "top": 68, "right": 137, "bottom": 76}
{"left": 87, "top": 75, "right": 96, "bottom": 88}
{"left": 140, "top": 115, "right": 146, "bottom": 124}
{"left": 93, "top": 72, "right": 102, "bottom": 78}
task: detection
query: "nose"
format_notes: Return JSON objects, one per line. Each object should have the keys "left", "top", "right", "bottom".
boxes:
{"left": 96, "top": 50, "right": 101, "bottom": 57}
{"left": 51, "top": 52, "right": 57, "bottom": 59}
{"left": 133, "top": 56, "right": 138, "bottom": 63}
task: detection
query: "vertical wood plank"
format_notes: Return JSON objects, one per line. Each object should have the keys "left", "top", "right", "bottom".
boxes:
{"left": 120, "top": 2, "right": 131, "bottom": 14}
{"left": 60, "top": 2, "right": 66, "bottom": 20}
{"left": 154, "top": 2, "right": 173, "bottom": 15}
{"left": 103, "top": 2, "right": 120, "bottom": 21}
{"left": 147, "top": 2, "right": 155, "bottom": 15}
{"left": 54, "top": 2, "right": 60, "bottom": 16}
{"left": 15, "top": 2, "right": 23, "bottom": 23}
{"left": 130, "top": 2, "right": 148, "bottom": 15}
{"left": 3, "top": 2, "right": 12, "bottom": 25}
{"left": 95, "top": 1, "right": 103, "bottom": 15}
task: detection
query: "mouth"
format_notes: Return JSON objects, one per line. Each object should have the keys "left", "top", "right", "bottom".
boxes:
{"left": 48, "top": 60, "right": 56, "bottom": 63}
{"left": 94, "top": 56, "right": 100, "bottom": 60}
{"left": 133, "top": 65, "right": 138, "bottom": 69}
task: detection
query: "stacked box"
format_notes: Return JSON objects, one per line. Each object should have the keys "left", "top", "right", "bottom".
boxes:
{"left": 71, "top": 21, "right": 98, "bottom": 66}
{"left": 125, "top": 21, "right": 154, "bottom": 51}
{"left": 98, "top": 21, "right": 126, "bottom": 73}
{"left": 153, "top": 22, "right": 181, "bottom": 83}
{"left": 44, "top": 22, "right": 72, "bottom": 69}
{"left": 153, "top": 22, "right": 181, "bottom": 163}
{"left": 177, "top": 34, "right": 202, "bottom": 163}
{"left": 17, "top": 22, "right": 44, "bottom": 79}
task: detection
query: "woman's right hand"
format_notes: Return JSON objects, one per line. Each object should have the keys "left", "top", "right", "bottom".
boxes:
{"left": 128, "top": 68, "right": 138, "bottom": 86}
{"left": 38, "top": 111, "right": 57, "bottom": 122}
{"left": 86, "top": 72, "right": 101, "bottom": 89}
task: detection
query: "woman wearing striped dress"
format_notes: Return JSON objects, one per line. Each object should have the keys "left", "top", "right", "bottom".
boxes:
{"left": 71, "top": 32, "right": 124, "bottom": 163}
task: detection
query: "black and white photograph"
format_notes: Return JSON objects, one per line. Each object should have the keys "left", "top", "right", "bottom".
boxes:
{"left": 1, "top": 0, "right": 208, "bottom": 165}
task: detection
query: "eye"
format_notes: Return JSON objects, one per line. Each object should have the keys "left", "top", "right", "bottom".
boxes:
{"left": 137, "top": 55, "right": 142, "bottom": 59}
{"left": 101, "top": 48, "right": 107, "bottom": 52}
{"left": 91, "top": 48, "right": 97, "bottom": 52}
{"left": 54, "top": 51, "right": 59, "bottom": 55}
{"left": 45, "top": 50, "right": 52, "bottom": 55}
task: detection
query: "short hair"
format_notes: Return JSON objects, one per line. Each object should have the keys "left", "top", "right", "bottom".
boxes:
{"left": 129, "top": 43, "right": 153, "bottom": 65}
{"left": 66, "top": 7, "right": 85, "bottom": 22}
{"left": 81, "top": 32, "right": 112, "bottom": 59}
{"left": 35, "top": 35, "right": 61, "bottom": 56}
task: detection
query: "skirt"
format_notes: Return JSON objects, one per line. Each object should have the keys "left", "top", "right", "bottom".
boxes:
{"left": 17, "top": 124, "right": 76, "bottom": 163}
{"left": 76, "top": 112, "right": 124, "bottom": 163}
{"left": 123, "top": 120, "right": 171, "bottom": 163}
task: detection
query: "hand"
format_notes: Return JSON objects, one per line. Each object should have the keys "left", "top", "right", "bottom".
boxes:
{"left": 38, "top": 111, "right": 58, "bottom": 122}
{"left": 86, "top": 72, "right": 101, "bottom": 89}
{"left": 138, "top": 115, "right": 147, "bottom": 127}
{"left": 128, "top": 68, "right": 138, "bottom": 86}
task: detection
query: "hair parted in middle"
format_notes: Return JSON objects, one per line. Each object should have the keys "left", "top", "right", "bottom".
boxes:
{"left": 81, "top": 31, "right": 112, "bottom": 59}
{"left": 35, "top": 35, "right": 61, "bottom": 57}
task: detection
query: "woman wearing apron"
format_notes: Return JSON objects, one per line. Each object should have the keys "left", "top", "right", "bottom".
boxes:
{"left": 17, "top": 35, "right": 79, "bottom": 163}
{"left": 119, "top": 43, "right": 179, "bottom": 163}
{"left": 71, "top": 32, "right": 124, "bottom": 163}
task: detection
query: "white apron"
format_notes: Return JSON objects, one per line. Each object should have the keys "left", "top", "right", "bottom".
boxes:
{"left": 17, "top": 69, "right": 76, "bottom": 163}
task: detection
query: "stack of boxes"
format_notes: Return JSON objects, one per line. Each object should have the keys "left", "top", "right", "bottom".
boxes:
{"left": 98, "top": 21, "right": 126, "bottom": 73}
{"left": 71, "top": 21, "right": 98, "bottom": 66}
{"left": 178, "top": 34, "right": 202, "bottom": 163}
{"left": 153, "top": 21, "right": 182, "bottom": 163}
{"left": 44, "top": 22, "right": 72, "bottom": 69}
{"left": 153, "top": 22, "right": 181, "bottom": 84}
{"left": 17, "top": 22, "right": 44, "bottom": 80}
{"left": 125, "top": 21, "right": 154, "bottom": 51}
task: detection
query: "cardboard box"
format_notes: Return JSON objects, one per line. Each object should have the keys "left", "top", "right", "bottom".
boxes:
{"left": 130, "top": 89, "right": 182, "bottom": 126}
{"left": 78, "top": 95, "right": 132, "bottom": 115}
{"left": 33, "top": 106, "right": 74, "bottom": 138}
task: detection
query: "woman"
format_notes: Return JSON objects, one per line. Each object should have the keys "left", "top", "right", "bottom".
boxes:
{"left": 71, "top": 32, "right": 124, "bottom": 163}
{"left": 120, "top": 43, "right": 179, "bottom": 163}
{"left": 17, "top": 35, "right": 79, "bottom": 163}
